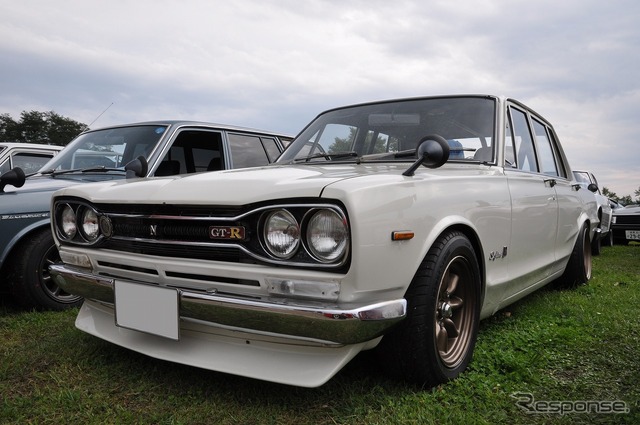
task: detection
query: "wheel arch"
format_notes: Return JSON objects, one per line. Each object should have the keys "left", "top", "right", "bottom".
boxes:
{"left": 428, "top": 223, "right": 486, "bottom": 307}
{"left": 0, "top": 219, "right": 52, "bottom": 277}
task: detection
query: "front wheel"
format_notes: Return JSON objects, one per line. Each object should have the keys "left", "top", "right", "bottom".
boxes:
{"left": 378, "top": 230, "right": 481, "bottom": 387}
{"left": 9, "top": 228, "right": 83, "bottom": 310}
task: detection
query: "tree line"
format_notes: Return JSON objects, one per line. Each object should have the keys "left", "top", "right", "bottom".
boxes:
{"left": 0, "top": 110, "right": 87, "bottom": 147}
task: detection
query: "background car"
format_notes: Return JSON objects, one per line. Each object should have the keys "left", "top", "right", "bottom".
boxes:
{"left": 0, "top": 121, "right": 291, "bottom": 310}
{"left": 49, "top": 95, "right": 597, "bottom": 388}
{"left": 0, "top": 142, "right": 62, "bottom": 175}
{"left": 572, "top": 170, "right": 612, "bottom": 253}
{"left": 611, "top": 205, "right": 640, "bottom": 244}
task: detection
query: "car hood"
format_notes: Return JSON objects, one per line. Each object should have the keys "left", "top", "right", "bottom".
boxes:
{"left": 53, "top": 164, "right": 413, "bottom": 205}
{"left": 613, "top": 206, "right": 640, "bottom": 216}
{"left": 3, "top": 176, "right": 86, "bottom": 194}
{"left": 0, "top": 177, "right": 95, "bottom": 214}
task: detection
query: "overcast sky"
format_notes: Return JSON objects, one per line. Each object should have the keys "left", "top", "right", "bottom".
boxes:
{"left": 1, "top": 0, "right": 638, "bottom": 197}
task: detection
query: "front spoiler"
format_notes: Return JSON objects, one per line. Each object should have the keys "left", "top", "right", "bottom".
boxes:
{"left": 77, "top": 300, "right": 373, "bottom": 387}
{"left": 50, "top": 264, "right": 407, "bottom": 345}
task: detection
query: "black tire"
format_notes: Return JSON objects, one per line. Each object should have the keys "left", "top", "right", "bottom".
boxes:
{"left": 591, "top": 232, "right": 601, "bottom": 256}
{"left": 556, "top": 224, "right": 592, "bottom": 289}
{"left": 377, "top": 230, "right": 481, "bottom": 387}
{"left": 602, "top": 231, "right": 613, "bottom": 247}
{"left": 8, "top": 228, "right": 82, "bottom": 310}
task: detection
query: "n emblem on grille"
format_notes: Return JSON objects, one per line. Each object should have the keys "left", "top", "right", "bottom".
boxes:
{"left": 150, "top": 225, "right": 157, "bottom": 236}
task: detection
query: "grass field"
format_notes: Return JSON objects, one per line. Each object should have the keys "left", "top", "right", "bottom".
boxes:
{"left": 1, "top": 244, "right": 638, "bottom": 424}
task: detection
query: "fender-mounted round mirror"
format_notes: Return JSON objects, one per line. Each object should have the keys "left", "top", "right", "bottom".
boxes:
{"left": 0, "top": 167, "right": 26, "bottom": 192}
{"left": 402, "top": 134, "right": 450, "bottom": 176}
{"left": 124, "top": 156, "right": 149, "bottom": 179}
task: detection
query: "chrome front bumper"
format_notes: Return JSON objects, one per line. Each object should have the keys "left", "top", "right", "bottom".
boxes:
{"left": 49, "top": 264, "right": 407, "bottom": 345}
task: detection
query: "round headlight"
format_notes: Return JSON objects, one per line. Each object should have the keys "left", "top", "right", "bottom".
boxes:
{"left": 60, "top": 205, "right": 77, "bottom": 239}
{"left": 306, "top": 209, "right": 349, "bottom": 262}
{"left": 263, "top": 209, "right": 300, "bottom": 259}
{"left": 81, "top": 208, "right": 100, "bottom": 241}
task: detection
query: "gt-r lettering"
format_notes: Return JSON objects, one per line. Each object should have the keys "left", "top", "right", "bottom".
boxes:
{"left": 209, "top": 226, "right": 245, "bottom": 240}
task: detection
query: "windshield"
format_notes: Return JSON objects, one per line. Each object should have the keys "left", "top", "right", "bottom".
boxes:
{"left": 38, "top": 125, "right": 168, "bottom": 173}
{"left": 278, "top": 96, "right": 496, "bottom": 163}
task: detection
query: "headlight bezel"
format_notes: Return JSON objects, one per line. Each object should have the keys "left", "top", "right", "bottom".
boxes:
{"left": 303, "top": 208, "right": 350, "bottom": 263}
{"left": 262, "top": 209, "right": 301, "bottom": 260}
{"left": 54, "top": 200, "right": 106, "bottom": 245}
{"left": 59, "top": 204, "right": 77, "bottom": 240}
{"left": 259, "top": 204, "right": 350, "bottom": 266}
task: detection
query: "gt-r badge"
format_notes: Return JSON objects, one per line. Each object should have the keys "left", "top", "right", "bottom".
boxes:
{"left": 209, "top": 226, "right": 246, "bottom": 240}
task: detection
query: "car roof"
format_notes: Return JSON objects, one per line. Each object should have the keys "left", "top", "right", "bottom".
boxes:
{"left": 0, "top": 142, "right": 64, "bottom": 150}
{"left": 82, "top": 120, "right": 292, "bottom": 139}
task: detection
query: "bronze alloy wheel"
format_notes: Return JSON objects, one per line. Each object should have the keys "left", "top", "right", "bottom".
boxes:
{"left": 376, "top": 230, "right": 481, "bottom": 387}
{"left": 434, "top": 255, "right": 476, "bottom": 369}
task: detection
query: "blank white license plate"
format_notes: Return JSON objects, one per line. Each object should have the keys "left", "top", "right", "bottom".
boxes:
{"left": 114, "top": 281, "right": 180, "bottom": 340}
{"left": 626, "top": 230, "right": 640, "bottom": 240}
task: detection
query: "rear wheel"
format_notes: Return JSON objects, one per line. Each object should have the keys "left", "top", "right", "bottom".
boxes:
{"left": 9, "top": 229, "right": 82, "bottom": 310}
{"left": 556, "top": 224, "right": 592, "bottom": 289}
{"left": 602, "top": 231, "right": 613, "bottom": 247}
{"left": 591, "top": 232, "right": 601, "bottom": 255}
{"left": 378, "top": 230, "right": 481, "bottom": 387}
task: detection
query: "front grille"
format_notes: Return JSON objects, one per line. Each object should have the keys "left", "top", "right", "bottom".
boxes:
{"left": 55, "top": 197, "right": 351, "bottom": 272}
{"left": 102, "top": 239, "right": 247, "bottom": 263}
{"left": 614, "top": 215, "right": 640, "bottom": 225}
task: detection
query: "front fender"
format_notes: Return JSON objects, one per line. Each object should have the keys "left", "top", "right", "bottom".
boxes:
{"left": 0, "top": 215, "right": 50, "bottom": 270}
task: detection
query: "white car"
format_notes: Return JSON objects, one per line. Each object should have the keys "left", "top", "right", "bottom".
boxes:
{"left": 49, "top": 95, "right": 598, "bottom": 388}
{"left": 573, "top": 170, "right": 613, "bottom": 253}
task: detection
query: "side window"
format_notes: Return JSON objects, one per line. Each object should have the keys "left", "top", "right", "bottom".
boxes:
{"left": 363, "top": 131, "right": 396, "bottom": 154}
{"left": 321, "top": 124, "right": 356, "bottom": 154}
{"left": 0, "top": 158, "right": 10, "bottom": 174}
{"left": 531, "top": 119, "right": 559, "bottom": 176}
{"left": 156, "top": 130, "right": 223, "bottom": 176}
{"left": 545, "top": 129, "right": 567, "bottom": 178}
{"left": 228, "top": 133, "right": 270, "bottom": 168}
{"left": 260, "top": 137, "right": 281, "bottom": 162}
{"left": 13, "top": 153, "right": 54, "bottom": 174}
{"left": 509, "top": 107, "right": 538, "bottom": 172}
{"left": 504, "top": 115, "right": 516, "bottom": 167}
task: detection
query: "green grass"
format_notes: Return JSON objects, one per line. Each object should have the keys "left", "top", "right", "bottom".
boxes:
{"left": 1, "top": 245, "right": 638, "bottom": 424}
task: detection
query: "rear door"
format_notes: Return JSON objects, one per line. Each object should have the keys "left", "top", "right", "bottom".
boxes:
{"left": 504, "top": 105, "right": 560, "bottom": 292}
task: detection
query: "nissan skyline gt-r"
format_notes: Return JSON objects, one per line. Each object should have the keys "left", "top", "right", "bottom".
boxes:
{"left": 49, "top": 95, "right": 598, "bottom": 387}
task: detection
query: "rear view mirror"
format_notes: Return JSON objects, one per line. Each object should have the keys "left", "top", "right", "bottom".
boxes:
{"left": 124, "top": 156, "right": 148, "bottom": 179}
{"left": 403, "top": 135, "right": 450, "bottom": 176}
{"left": 0, "top": 167, "right": 26, "bottom": 192}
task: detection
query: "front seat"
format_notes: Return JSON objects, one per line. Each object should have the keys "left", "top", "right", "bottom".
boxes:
{"left": 473, "top": 147, "right": 493, "bottom": 162}
{"left": 207, "top": 156, "right": 222, "bottom": 171}
{"left": 155, "top": 160, "right": 181, "bottom": 176}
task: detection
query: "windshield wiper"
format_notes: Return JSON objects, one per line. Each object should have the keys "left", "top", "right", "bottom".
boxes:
{"left": 39, "top": 166, "right": 126, "bottom": 176}
{"left": 291, "top": 151, "right": 360, "bottom": 163}
{"left": 393, "top": 149, "right": 418, "bottom": 158}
